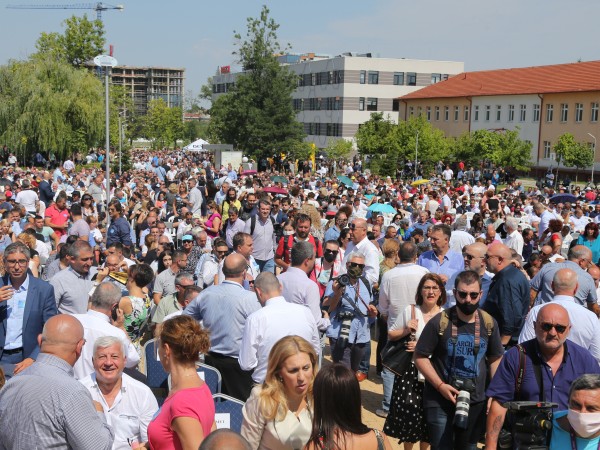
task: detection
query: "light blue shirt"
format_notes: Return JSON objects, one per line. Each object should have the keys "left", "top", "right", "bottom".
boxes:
{"left": 550, "top": 410, "right": 600, "bottom": 449}
{"left": 5, "top": 275, "right": 30, "bottom": 350}
{"left": 324, "top": 278, "right": 373, "bottom": 344}
{"left": 324, "top": 225, "right": 341, "bottom": 242}
{"left": 418, "top": 249, "right": 465, "bottom": 284}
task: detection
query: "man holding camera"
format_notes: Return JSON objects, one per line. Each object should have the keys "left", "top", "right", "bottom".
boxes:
{"left": 323, "top": 253, "right": 378, "bottom": 373}
{"left": 485, "top": 303, "right": 600, "bottom": 449}
{"left": 415, "top": 270, "right": 504, "bottom": 450}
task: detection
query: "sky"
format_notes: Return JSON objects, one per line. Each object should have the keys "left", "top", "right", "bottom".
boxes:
{"left": 1, "top": 0, "right": 599, "bottom": 102}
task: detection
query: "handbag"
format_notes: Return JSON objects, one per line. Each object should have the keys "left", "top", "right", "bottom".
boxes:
{"left": 381, "top": 305, "right": 416, "bottom": 376}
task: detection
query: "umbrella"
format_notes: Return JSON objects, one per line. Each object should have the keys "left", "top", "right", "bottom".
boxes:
{"left": 242, "top": 169, "right": 257, "bottom": 175}
{"left": 368, "top": 203, "right": 398, "bottom": 214}
{"left": 550, "top": 193, "right": 577, "bottom": 204}
{"left": 270, "top": 175, "right": 288, "bottom": 184}
{"left": 411, "top": 179, "right": 430, "bottom": 187}
{"left": 337, "top": 175, "right": 353, "bottom": 187}
{"left": 263, "top": 186, "right": 288, "bottom": 195}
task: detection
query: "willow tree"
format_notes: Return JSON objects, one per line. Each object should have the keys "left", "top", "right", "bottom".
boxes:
{"left": 0, "top": 57, "right": 104, "bottom": 160}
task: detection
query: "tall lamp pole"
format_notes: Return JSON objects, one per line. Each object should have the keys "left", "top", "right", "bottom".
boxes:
{"left": 589, "top": 133, "right": 596, "bottom": 186}
{"left": 414, "top": 131, "right": 419, "bottom": 178}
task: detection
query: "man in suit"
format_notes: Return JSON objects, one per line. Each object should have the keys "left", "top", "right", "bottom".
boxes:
{"left": 38, "top": 171, "right": 54, "bottom": 208}
{"left": 0, "top": 241, "right": 57, "bottom": 377}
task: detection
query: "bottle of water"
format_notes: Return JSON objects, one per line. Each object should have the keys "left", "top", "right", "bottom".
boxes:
{"left": 453, "top": 390, "right": 470, "bottom": 430}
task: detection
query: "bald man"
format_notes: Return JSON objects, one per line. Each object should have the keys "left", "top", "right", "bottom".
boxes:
{"left": 486, "top": 303, "right": 600, "bottom": 449}
{"left": 200, "top": 429, "right": 251, "bottom": 450}
{"left": 483, "top": 242, "right": 530, "bottom": 347}
{"left": 447, "top": 242, "right": 493, "bottom": 308}
{"left": 340, "top": 217, "right": 380, "bottom": 285}
{"left": 0, "top": 315, "right": 114, "bottom": 449}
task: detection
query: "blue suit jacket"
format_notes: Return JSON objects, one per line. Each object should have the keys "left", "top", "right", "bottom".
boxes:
{"left": 0, "top": 274, "right": 57, "bottom": 360}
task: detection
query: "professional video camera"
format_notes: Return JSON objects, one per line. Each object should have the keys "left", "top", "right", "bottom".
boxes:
{"left": 498, "top": 401, "right": 557, "bottom": 450}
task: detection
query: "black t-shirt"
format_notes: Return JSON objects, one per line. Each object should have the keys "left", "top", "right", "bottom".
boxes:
{"left": 415, "top": 309, "right": 504, "bottom": 406}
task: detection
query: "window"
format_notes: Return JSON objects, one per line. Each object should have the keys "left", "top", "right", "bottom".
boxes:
{"left": 316, "top": 98, "right": 322, "bottom": 111}
{"left": 368, "top": 71, "right": 379, "bottom": 84}
{"left": 392, "top": 99, "right": 400, "bottom": 111}
{"left": 444, "top": 106, "right": 449, "bottom": 121}
{"left": 485, "top": 105, "right": 491, "bottom": 121}
{"left": 359, "top": 71, "right": 366, "bottom": 84}
{"left": 575, "top": 103, "right": 583, "bottom": 123}
{"left": 454, "top": 106, "right": 460, "bottom": 121}
{"left": 464, "top": 106, "right": 470, "bottom": 121}
{"left": 359, "top": 97, "right": 365, "bottom": 111}
{"left": 393, "top": 72, "right": 404, "bottom": 85}
{"left": 435, "top": 106, "right": 440, "bottom": 121}
{"left": 560, "top": 103, "right": 568, "bottom": 122}
{"left": 508, "top": 105, "right": 515, "bottom": 122}
{"left": 474, "top": 105, "right": 479, "bottom": 121}
{"left": 407, "top": 72, "right": 417, "bottom": 86}
{"left": 409, "top": 106, "right": 414, "bottom": 117}
{"left": 543, "top": 141, "right": 551, "bottom": 159}
{"left": 311, "top": 73, "right": 316, "bottom": 86}
{"left": 592, "top": 102, "right": 599, "bottom": 122}
{"left": 546, "top": 104, "right": 554, "bottom": 122}
{"left": 533, "top": 104, "right": 540, "bottom": 122}
{"left": 366, "top": 98, "right": 378, "bottom": 111}
{"left": 426, "top": 106, "right": 431, "bottom": 121}
{"left": 496, "top": 105, "right": 501, "bottom": 121}
{"left": 431, "top": 73, "right": 442, "bottom": 84}
{"left": 417, "top": 106, "right": 422, "bottom": 116}
{"left": 519, "top": 104, "right": 526, "bottom": 122}
{"left": 315, "top": 123, "right": 321, "bottom": 135}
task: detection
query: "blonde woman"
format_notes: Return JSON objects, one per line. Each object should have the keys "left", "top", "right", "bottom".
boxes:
{"left": 16, "top": 232, "right": 40, "bottom": 277}
{"left": 242, "top": 336, "right": 318, "bottom": 450}
{"left": 0, "top": 219, "right": 13, "bottom": 252}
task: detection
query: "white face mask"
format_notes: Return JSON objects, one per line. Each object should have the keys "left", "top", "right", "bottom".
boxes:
{"left": 283, "top": 230, "right": 294, "bottom": 237}
{"left": 568, "top": 409, "right": 600, "bottom": 438}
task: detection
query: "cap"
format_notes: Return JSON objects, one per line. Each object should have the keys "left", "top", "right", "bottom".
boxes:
{"left": 182, "top": 234, "right": 194, "bottom": 242}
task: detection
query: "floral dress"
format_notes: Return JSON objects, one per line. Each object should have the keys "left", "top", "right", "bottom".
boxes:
{"left": 124, "top": 295, "right": 150, "bottom": 352}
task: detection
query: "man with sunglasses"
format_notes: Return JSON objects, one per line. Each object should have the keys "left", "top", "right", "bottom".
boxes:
{"left": 340, "top": 218, "right": 380, "bottom": 286}
{"left": 324, "top": 210, "right": 348, "bottom": 242}
{"left": 485, "top": 302, "right": 600, "bottom": 450}
{"left": 415, "top": 270, "right": 504, "bottom": 450}
{"left": 446, "top": 242, "right": 492, "bottom": 308}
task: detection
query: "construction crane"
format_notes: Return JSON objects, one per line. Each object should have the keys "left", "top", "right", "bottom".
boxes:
{"left": 6, "top": 2, "right": 124, "bottom": 23}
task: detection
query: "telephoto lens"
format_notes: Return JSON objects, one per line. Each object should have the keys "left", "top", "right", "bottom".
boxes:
{"left": 453, "top": 390, "right": 470, "bottom": 430}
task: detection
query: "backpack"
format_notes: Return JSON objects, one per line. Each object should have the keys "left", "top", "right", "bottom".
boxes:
{"left": 279, "top": 234, "right": 321, "bottom": 264}
{"left": 438, "top": 307, "right": 494, "bottom": 337}
{"left": 250, "top": 215, "right": 277, "bottom": 236}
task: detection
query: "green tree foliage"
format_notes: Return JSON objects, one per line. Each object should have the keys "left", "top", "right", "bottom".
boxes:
{"left": 0, "top": 57, "right": 104, "bottom": 160}
{"left": 324, "top": 138, "right": 353, "bottom": 160}
{"left": 143, "top": 99, "right": 184, "bottom": 149}
{"left": 489, "top": 128, "right": 532, "bottom": 171}
{"left": 184, "top": 120, "right": 210, "bottom": 144}
{"left": 34, "top": 14, "right": 105, "bottom": 67}
{"left": 554, "top": 132, "right": 593, "bottom": 181}
{"left": 208, "top": 5, "right": 304, "bottom": 157}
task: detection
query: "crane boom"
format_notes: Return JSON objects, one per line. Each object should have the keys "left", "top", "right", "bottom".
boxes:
{"left": 6, "top": 2, "right": 124, "bottom": 22}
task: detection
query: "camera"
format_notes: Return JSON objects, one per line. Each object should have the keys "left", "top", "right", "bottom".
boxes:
{"left": 450, "top": 376, "right": 476, "bottom": 394}
{"left": 453, "top": 390, "right": 470, "bottom": 430}
{"left": 335, "top": 274, "right": 350, "bottom": 287}
{"left": 498, "top": 401, "right": 557, "bottom": 450}
{"left": 332, "top": 311, "right": 355, "bottom": 360}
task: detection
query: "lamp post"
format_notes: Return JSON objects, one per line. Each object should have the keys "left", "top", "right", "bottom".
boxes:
{"left": 414, "top": 131, "right": 419, "bottom": 179}
{"left": 588, "top": 132, "right": 596, "bottom": 186}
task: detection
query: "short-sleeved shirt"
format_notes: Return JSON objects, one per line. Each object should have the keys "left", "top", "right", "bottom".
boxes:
{"left": 153, "top": 268, "right": 178, "bottom": 298}
{"left": 324, "top": 278, "right": 373, "bottom": 344}
{"left": 15, "top": 189, "right": 38, "bottom": 213}
{"left": 415, "top": 307, "right": 504, "bottom": 405}
{"left": 418, "top": 249, "right": 465, "bottom": 286}
{"left": 69, "top": 218, "right": 90, "bottom": 238}
{"left": 152, "top": 294, "right": 181, "bottom": 324}
{"left": 45, "top": 204, "right": 70, "bottom": 237}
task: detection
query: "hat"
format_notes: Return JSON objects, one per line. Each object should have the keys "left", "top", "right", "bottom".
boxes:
{"left": 182, "top": 234, "right": 193, "bottom": 242}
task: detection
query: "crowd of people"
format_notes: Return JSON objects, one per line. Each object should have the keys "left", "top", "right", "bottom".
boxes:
{"left": 1, "top": 149, "right": 600, "bottom": 449}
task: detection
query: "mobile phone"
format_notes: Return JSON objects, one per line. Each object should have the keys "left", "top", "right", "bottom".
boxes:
{"left": 111, "top": 304, "right": 119, "bottom": 321}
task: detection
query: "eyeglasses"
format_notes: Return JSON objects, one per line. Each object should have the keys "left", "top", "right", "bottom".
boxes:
{"left": 324, "top": 249, "right": 339, "bottom": 255}
{"left": 348, "top": 262, "right": 365, "bottom": 269}
{"left": 463, "top": 253, "right": 484, "bottom": 261}
{"left": 6, "top": 259, "right": 28, "bottom": 266}
{"left": 350, "top": 223, "right": 365, "bottom": 230}
{"left": 183, "top": 241, "right": 193, "bottom": 244}
{"left": 455, "top": 289, "right": 480, "bottom": 300}
{"left": 216, "top": 249, "right": 228, "bottom": 255}
{"left": 539, "top": 322, "right": 568, "bottom": 334}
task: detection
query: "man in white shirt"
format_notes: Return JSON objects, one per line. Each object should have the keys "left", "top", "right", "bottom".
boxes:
{"left": 449, "top": 215, "right": 475, "bottom": 253}
{"left": 80, "top": 336, "right": 158, "bottom": 449}
{"left": 503, "top": 216, "right": 524, "bottom": 255}
{"left": 570, "top": 208, "right": 589, "bottom": 234}
{"left": 15, "top": 179, "right": 39, "bottom": 215}
{"left": 239, "top": 272, "right": 320, "bottom": 384}
{"left": 340, "top": 218, "right": 380, "bottom": 285}
{"left": 72, "top": 282, "right": 140, "bottom": 380}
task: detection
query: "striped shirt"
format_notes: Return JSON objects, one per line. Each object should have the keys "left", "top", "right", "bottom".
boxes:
{"left": 0, "top": 353, "right": 114, "bottom": 450}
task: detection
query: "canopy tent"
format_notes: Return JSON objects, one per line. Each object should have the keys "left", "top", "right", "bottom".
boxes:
{"left": 183, "top": 138, "right": 209, "bottom": 151}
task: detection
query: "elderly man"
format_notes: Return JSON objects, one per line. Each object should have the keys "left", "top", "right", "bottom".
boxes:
{"left": 72, "top": 282, "right": 140, "bottom": 380}
{"left": 50, "top": 240, "right": 98, "bottom": 314}
{"left": 152, "top": 272, "right": 196, "bottom": 325}
{"left": 196, "top": 238, "right": 228, "bottom": 288}
{"left": 185, "top": 253, "right": 261, "bottom": 401}
{"left": 185, "top": 228, "right": 212, "bottom": 275}
{"left": 340, "top": 218, "right": 380, "bottom": 285}
{"left": 0, "top": 315, "right": 115, "bottom": 449}
{"left": 418, "top": 223, "right": 464, "bottom": 285}
{"left": 503, "top": 216, "right": 524, "bottom": 255}
{"left": 485, "top": 304, "right": 600, "bottom": 449}
{"left": 483, "top": 242, "right": 530, "bottom": 347}
{"left": 0, "top": 242, "right": 57, "bottom": 376}
{"left": 449, "top": 215, "right": 475, "bottom": 253}
{"left": 80, "top": 336, "right": 158, "bottom": 449}
{"left": 152, "top": 250, "right": 187, "bottom": 305}
{"left": 224, "top": 206, "right": 246, "bottom": 250}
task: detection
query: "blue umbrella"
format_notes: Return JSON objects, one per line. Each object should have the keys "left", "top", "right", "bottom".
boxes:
{"left": 337, "top": 175, "right": 353, "bottom": 187}
{"left": 550, "top": 194, "right": 577, "bottom": 204}
{"left": 368, "top": 203, "right": 397, "bottom": 214}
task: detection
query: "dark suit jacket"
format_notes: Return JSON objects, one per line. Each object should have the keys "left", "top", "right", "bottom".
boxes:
{"left": 38, "top": 180, "right": 54, "bottom": 207}
{"left": 0, "top": 274, "right": 57, "bottom": 360}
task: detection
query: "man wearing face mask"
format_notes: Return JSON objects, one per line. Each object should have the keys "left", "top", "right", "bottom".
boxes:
{"left": 313, "top": 239, "right": 343, "bottom": 297}
{"left": 550, "top": 374, "right": 600, "bottom": 448}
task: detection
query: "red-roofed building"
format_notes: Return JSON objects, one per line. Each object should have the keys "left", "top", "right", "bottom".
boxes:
{"left": 399, "top": 60, "right": 600, "bottom": 171}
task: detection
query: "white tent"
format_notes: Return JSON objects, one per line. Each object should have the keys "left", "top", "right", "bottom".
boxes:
{"left": 183, "top": 138, "right": 209, "bottom": 151}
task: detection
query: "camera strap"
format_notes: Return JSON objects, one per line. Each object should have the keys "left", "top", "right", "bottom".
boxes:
{"left": 341, "top": 282, "right": 369, "bottom": 318}
{"left": 449, "top": 308, "right": 480, "bottom": 378}
{"left": 569, "top": 429, "right": 600, "bottom": 450}
{"left": 515, "top": 344, "right": 544, "bottom": 402}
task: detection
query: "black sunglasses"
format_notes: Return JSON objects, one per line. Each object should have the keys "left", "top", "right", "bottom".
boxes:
{"left": 455, "top": 289, "right": 480, "bottom": 300}
{"left": 539, "top": 322, "right": 568, "bottom": 334}
{"left": 348, "top": 262, "right": 365, "bottom": 269}
{"left": 324, "top": 249, "right": 338, "bottom": 255}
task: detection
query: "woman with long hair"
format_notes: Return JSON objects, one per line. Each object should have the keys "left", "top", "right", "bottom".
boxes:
{"left": 241, "top": 336, "right": 318, "bottom": 449}
{"left": 200, "top": 200, "right": 221, "bottom": 239}
{"left": 0, "top": 219, "right": 13, "bottom": 252}
{"left": 16, "top": 232, "right": 40, "bottom": 277}
{"left": 144, "top": 315, "right": 215, "bottom": 449}
{"left": 120, "top": 264, "right": 154, "bottom": 348}
{"left": 221, "top": 187, "right": 241, "bottom": 222}
{"left": 157, "top": 250, "right": 174, "bottom": 274}
{"left": 80, "top": 194, "right": 98, "bottom": 218}
{"left": 577, "top": 222, "right": 600, "bottom": 264}
{"left": 383, "top": 273, "right": 447, "bottom": 449}
{"left": 305, "top": 363, "right": 393, "bottom": 450}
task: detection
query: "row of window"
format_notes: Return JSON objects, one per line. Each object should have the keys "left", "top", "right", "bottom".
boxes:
{"left": 296, "top": 70, "right": 449, "bottom": 87}
{"left": 303, "top": 122, "right": 342, "bottom": 137}
{"left": 544, "top": 102, "right": 599, "bottom": 123}
{"left": 213, "top": 82, "right": 234, "bottom": 94}
{"left": 297, "top": 70, "right": 344, "bottom": 87}
{"left": 542, "top": 140, "right": 596, "bottom": 159}
{"left": 293, "top": 97, "right": 343, "bottom": 111}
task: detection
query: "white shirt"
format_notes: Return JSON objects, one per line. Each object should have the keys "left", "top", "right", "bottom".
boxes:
{"left": 518, "top": 295, "right": 600, "bottom": 365}
{"left": 340, "top": 236, "right": 380, "bottom": 285}
{"left": 16, "top": 189, "right": 39, "bottom": 213}
{"left": 449, "top": 230, "right": 475, "bottom": 254}
{"left": 378, "top": 263, "right": 429, "bottom": 326}
{"left": 80, "top": 372, "right": 158, "bottom": 450}
{"left": 538, "top": 210, "right": 554, "bottom": 237}
{"left": 570, "top": 215, "right": 589, "bottom": 233}
{"left": 72, "top": 310, "right": 141, "bottom": 380}
{"left": 239, "top": 296, "right": 320, "bottom": 383}
{"left": 504, "top": 229, "right": 524, "bottom": 256}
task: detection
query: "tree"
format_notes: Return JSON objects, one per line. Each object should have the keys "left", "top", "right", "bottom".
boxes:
{"left": 554, "top": 132, "right": 593, "bottom": 182}
{"left": 355, "top": 112, "right": 396, "bottom": 175}
{"left": 324, "top": 138, "right": 353, "bottom": 160}
{"left": 489, "top": 128, "right": 532, "bottom": 172}
{"left": 143, "top": 99, "right": 184, "bottom": 149}
{"left": 0, "top": 57, "right": 104, "bottom": 160}
{"left": 208, "top": 6, "right": 304, "bottom": 157}
{"left": 34, "top": 14, "right": 105, "bottom": 68}
{"left": 184, "top": 120, "right": 209, "bottom": 144}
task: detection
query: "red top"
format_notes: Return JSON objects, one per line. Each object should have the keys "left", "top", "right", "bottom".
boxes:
{"left": 147, "top": 384, "right": 215, "bottom": 450}
{"left": 44, "top": 204, "right": 70, "bottom": 237}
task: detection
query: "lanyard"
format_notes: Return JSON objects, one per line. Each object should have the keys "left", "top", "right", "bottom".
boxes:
{"left": 570, "top": 429, "right": 600, "bottom": 450}
{"left": 449, "top": 308, "right": 480, "bottom": 379}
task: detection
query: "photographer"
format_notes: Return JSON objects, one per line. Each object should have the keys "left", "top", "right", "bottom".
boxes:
{"left": 485, "top": 303, "right": 600, "bottom": 450}
{"left": 414, "top": 270, "right": 504, "bottom": 450}
{"left": 323, "top": 253, "right": 378, "bottom": 374}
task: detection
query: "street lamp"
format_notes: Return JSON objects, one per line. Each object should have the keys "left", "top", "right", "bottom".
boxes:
{"left": 588, "top": 132, "right": 596, "bottom": 186}
{"left": 414, "top": 131, "right": 419, "bottom": 178}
